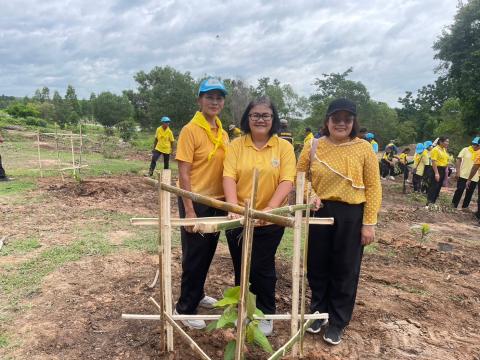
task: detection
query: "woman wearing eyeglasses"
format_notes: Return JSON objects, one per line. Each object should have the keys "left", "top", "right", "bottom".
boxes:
{"left": 223, "top": 96, "right": 296, "bottom": 336}
{"left": 297, "top": 98, "right": 381, "bottom": 345}
{"left": 174, "top": 78, "right": 229, "bottom": 330}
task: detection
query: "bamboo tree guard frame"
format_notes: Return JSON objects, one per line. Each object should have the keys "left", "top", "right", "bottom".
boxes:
{"left": 122, "top": 169, "right": 333, "bottom": 359}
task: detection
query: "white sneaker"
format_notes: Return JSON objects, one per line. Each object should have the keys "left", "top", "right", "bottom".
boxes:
{"left": 174, "top": 309, "right": 206, "bottom": 329}
{"left": 198, "top": 295, "right": 217, "bottom": 309}
{"left": 389, "top": 176, "right": 395, "bottom": 180}
{"left": 258, "top": 319, "right": 273, "bottom": 337}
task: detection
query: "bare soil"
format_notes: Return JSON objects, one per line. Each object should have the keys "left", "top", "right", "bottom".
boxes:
{"left": 1, "top": 176, "right": 479, "bottom": 359}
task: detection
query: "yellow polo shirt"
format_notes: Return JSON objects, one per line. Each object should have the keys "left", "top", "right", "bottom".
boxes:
{"left": 176, "top": 121, "right": 229, "bottom": 199}
{"left": 399, "top": 153, "right": 408, "bottom": 164}
{"left": 155, "top": 126, "right": 175, "bottom": 154}
{"left": 413, "top": 150, "right": 429, "bottom": 176}
{"left": 458, "top": 146, "right": 479, "bottom": 181}
{"left": 430, "top": 145, "right": 449, "bottom": 167}
{"left": 304, "top": 132, "right": 314, "bottom": 144}
{"left": 223, "top": 134, "right": 296, "bottom": 210}
{"left": 297, "top": 137, "right": 382, "bottom": 225}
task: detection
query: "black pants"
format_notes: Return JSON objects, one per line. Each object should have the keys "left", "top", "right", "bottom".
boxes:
{"left": 226, "top": 224, "right": 284, "bottom": 314}
{"left": 452, "top": 178, "right": 478, "bottom": 208}
{"left": 307, "top": 201, "right": 364, "bottom": 329}
{"left": 427, "top": 166, "right": 446, "bottom": 204}
{"left": 175, "top": 198, "right": 226, "bottom": 314}
{"left": 150, "top": 150, "right": 170, "bottom": 172}
{"left": 413, "top": 173, "right": 423, "bottom": 192}
{"left": 422, "top": 165, "right": 433, "bottom": 193}
{"left": 399, "top": 163, "right": 409, "bottom": 180}
{"left": 380, "top": 159, "right": 394, "bottom": 178}
{"left": 0, "top": 154, "right": 6, "bottom": 178}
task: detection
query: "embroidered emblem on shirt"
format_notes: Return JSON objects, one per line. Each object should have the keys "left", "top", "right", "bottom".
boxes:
{"left": 271, "top": 158, "right": 280, "bottom": 168}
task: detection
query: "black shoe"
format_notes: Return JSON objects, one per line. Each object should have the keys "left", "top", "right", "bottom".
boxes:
{"left": 323, "top": 325, "right": 344, "bottom": 345}
{"left": 306, "top": 318, "right": 327, "bottom": 334}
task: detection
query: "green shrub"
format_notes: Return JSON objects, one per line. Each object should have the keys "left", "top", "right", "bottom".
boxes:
{"left": 116, "top": 118, "right": 137, "bottom": 142}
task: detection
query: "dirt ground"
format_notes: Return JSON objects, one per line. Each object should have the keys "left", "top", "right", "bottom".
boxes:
{"left": 1, "top": 175, "right": 479, "bottom": 359}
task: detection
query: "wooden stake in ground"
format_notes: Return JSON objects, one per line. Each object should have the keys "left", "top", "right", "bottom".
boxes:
{"left": 78, "top": 123, "right": 83, "bottom": 174}
{"left": 54, "top": 124, "right": 64, "bottom": 182}
{"left": 235, "top": 169, "right": 259, "bottom": 360}
{"left": 37, "top": 131, "right": 43, "bottom": 178}
{"left": 157, "top": 172, "right": 166, "bottom": 353}
{"left": 291, "top": 171, "right": 305, "bottom": 357}
{"left": 70, "top": 132, "right": 76, "bottom": 177}
{"left": 160, "top": 170, "right": 174, "bottom": 352}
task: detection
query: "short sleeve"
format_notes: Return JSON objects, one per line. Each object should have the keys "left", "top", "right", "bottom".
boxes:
{"left": 169, "top": 129, "right": 175, "bottom": 142}
{"left": 175, "top": 126, "right": 195, "bottom": 163}
{"left": 223, "top": 139, "right": 239, "bottom": 180}
{"left": 279, "top": 142, "right": 296, "bottom": 182}
{"left": 362, "top": 146, "right": 382, "bottom": 225}
{"left": 296, "top": 140, "right": 312, "bottom": 174}
{"left": 457, "top": 148, "right": 465, "bottom": 159}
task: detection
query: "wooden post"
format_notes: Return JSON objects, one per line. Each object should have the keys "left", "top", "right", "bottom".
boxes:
{"left": 160, "top": 170, "right": 174, "bottom": 351}
{"left": 78, "top": 123, "right": 83, "bottom": 174}
{"left": 300, "top": 182, "right": 312, "bottom": 357}
{"left": 157, "top": 173, "right": 166, "bottom": 353}
{"left": 70, "top": 132, "right": 76, "bottom": 177}
{"left": 55, "top": 124, "right": 64, "bottom": 182}
{"left": 291, "top": 171, "right": 305, "bottom": 357}
{"left": 37, "top": 131, "right": 43, "bottom": 178}
{"left": 235, "top": 169, "right": 259, "bottom": 360}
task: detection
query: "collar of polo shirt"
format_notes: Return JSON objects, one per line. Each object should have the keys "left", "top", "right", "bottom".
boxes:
{"left": 244, "top": 134, "right": 276, "bottom": 149}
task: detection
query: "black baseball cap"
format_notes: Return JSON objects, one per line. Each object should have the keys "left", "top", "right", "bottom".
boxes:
{"left": 326, "top": 98, "right": 357, "bottom": 117}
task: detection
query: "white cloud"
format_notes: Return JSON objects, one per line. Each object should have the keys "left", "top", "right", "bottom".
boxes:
{"left": 0, "top": 0, "right": 458, "bottom": 106}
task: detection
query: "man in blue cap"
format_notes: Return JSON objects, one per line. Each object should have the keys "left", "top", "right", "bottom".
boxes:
{"left": 452, "top": 137, "right": 480, "bottom": 210}
{"left": 148, "top": 116, "right": 175, "bottom": 176}
{"left": 365, "top": 132, "right": 378, "bottom": 153}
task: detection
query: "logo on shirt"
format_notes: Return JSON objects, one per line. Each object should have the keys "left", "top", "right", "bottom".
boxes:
{"left": 271, "top": 158, "right": 280, "bottom": 168}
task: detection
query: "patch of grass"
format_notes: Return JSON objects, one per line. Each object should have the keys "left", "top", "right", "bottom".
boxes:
{"left": 406, "top": 192, "right": 427, "bottom": 204}
{"left": 123, "top": 228, "right": 180, "bottom": 254}
{"left": 0, "top": 179, "right": 36, "bottom": 196}
{"left": 364, "top": 243, "right": 378, "bottom": 254}
{"left": 0, "top": 333, "right": 9, "bottom": 348}
{"left": 0, "top": 237, "right": 41, "bottom": 256}
{"left": 277, "top": 228, "right": 296, "bottom": 258}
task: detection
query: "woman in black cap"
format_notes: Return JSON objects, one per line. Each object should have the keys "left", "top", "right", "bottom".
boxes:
{"left": 297, "top": 98, "right": 382, "bottom": 345}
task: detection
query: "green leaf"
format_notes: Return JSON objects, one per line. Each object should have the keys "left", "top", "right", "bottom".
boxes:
{"left": 246, "top": 291, "right": 256, "bottom": 319}
{"left": 217, "top": 305, "right": 238, "bottom": 329}
{"left": 223, "top": 286, "right": 241, "bottom": 299}
{"left": 205, "top": 320, "right": 218, "bottom": 332}
{"left": 214, "top": 296, "right": 238, "bottom": 308}
{"left": 246, "top": 322, "right": 256, "bottom": 344}
{"left": 253, "top": 325, "right": 273, "bottom": 353}
{"left": 254, "top": 307, "right": 265, "bottom": 318}
{"left": 224, "top": 340, "right": 236, "bottom": 360}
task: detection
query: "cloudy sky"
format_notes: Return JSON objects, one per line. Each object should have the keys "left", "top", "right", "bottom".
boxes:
{"left": 0, "top": 0, "right": 458, "bottom": 106}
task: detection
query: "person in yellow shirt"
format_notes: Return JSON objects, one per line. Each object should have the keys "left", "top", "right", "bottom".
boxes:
{"left": 174, "top": 77, "right": 229, "bottom": 329}
{"left": 228, "top": 124, "right": 242, "bottom": 138}
{"left": 223, "top": 97, "right": 296, "bottom": 336}
{"left": 453, "top": 137, "right": 480, "bottom": 209}
{"left": 297, "top": 98, "right": 381, "bottom": 345}
{"left": 421, "top": 140, "right": 434, "bottom": 193}
{"left": 148, "top": 116, "right": 175, "bottom": 176}
{"left": 466, "top": 147, "right": 480, "bottom": 220}
{"left": 426, "top": 136, "right": 450, "bottom": 207}
{"left": 412, "top": 143, "right": 429, "bottom": 192}
{"left": 304, "top": 127, "right": 314, "bottom": 143}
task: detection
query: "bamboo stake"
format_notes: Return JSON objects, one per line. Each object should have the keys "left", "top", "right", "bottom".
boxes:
{"left": 0, "top": 236, "right": 6, "bottom": 251}
{"left": 161, "top": 170, "right": 174, "bottom": 351}
{"left": 59, "top": 165, "right": 88, "bottom": 171}
{"left": 121, "top": 313, "right": 329, "bottom": 321}
{"left": 291, "top": 172, "right": 305, "bottom": 357}
{"left": 70, "top": 132, "right": 76, "bottom": 177}
{"left": 54, "top": 124, "right": 64, "bottom": 182}
{"left": 235, "top": 169, "right": 259, "bottom": 360}
{"left": 41, "top": 132, "right": 83, "bottom": 137}
{"left": 267, "top": 314, "right": 317, "bottom": 360}
{"left": 300, "top": 182, "right": 312, "bottom": 357}
{"left": 148, "top": 269, "right": 159, "bottom": 288}
{"left": 79, "top": 123, "right": 83, "bottom": 174}
{"left": 156, "top": 173, "right": 166, "bottom": 353}
{"left": 142, "top": 177, "right": 294, "bottom": 227}
{"left": 37, "top": 131, "right": 43, "bottom": 178}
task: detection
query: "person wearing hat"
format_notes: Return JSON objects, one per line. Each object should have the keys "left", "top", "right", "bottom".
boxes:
{"left": 426, "top": 136, "right": 450, "bottom": 207}
{"left": 365, "top": 133, "right": 378, "bottom": 153}
{"left": 148, "top": 116, "right": 175, "bottom": 176}
{"left": 380, "top": 145, "right": 398, "bottom": 180}
{"left": 385, "top": 140, "right": 398, "bottom": 155}
{"left": 228, "top": 124, "right": 242, "bottom": 138}
{"left": 223, "top": 96, "right": 296, "bottom": 336}
{"left": 174, "top": 77, "right": 229, "bottom": 329}
{"left": 278, "top": 119, "right": 293, "bottom": 143}
{"left": 0, "top": 133, "right": 9, "bottom": 181}
{"left": 358, "top": 127, "right": 368, "bottom": 140}
{"left": 412, "top": 143, "right": 429, "bottom": 192}
{"left": 304, "top": 127, "right": 314, "bottom": 144}
{"left": 452, "top": 137, "right": 480, "bottom": 210}
{"left": 421, "top": 140, "right": 434, "bottom": 193}
{"left": 297, "top": 98, "right": 381, "bottom": 345}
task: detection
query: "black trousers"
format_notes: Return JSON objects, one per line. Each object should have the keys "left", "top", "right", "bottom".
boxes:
{"left": 380, "top": 159, "right": 394, "bottom": 178}
{"left": 150, "top": 150, "right": 170, "bottom": 171}
{"left": 422, "top": 165, "right": 433, "bottom": 193}
{"left": 413, "top": 173, "right": 423, "bottom": 192}
{"left": 452, "top": 178, "right": 478, "bottom": 208}
{"left": 226, "top": 224, "right": 284, "bottom": 314}
{"left": 0, "top": 154, "right": 6, "bottom": 178}
{"left": 307, "top": 201, "right": 364, "bottom": 329}
{"left": 399, "top": 163, "right": 409, "bottom": 180}
{"left": 427, "top": 166, "right": 446, "bottom": 204}
{"left": 175, "top": 198, "right": 226, "bottom": 314}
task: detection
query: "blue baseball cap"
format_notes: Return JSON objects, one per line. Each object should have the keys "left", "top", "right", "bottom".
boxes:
{"left": 161, "top": 116, "right": 171, "bottom": 123}
{"left": 424, "top": 140, "right": 433, "bottom": 148}
{"left": 365, "top": 132, "right": 374, "bottom": 140}
{"left": 472, "top": 136, "right": 480, "bottom": 145}
{"left": 415, "top": 143, "right": 425, "bottom": 154}
{"left": 198, "top": 77, "right": 227, "bottom": 97}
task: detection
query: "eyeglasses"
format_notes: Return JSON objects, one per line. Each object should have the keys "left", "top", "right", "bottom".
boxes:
{"left": 248, "top": 113, "right": 273, "bottom": 121}
{"left": 329, "top": 114, "right": 355, "bottom": 124}
{"left": 204, "top": 95, "right": 225, "bottom": 103}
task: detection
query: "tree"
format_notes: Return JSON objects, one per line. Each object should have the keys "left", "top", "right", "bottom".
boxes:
{"left": 52, "top": 91, "right": 68, "bottom": 128}
{"left": 5, "top": 102, "right": 40, "bottom": 118}
{"left": 93, "top": 92, "right": 133, "bottom": 133}
{"left": 64, "top": 85, "right": 81, "bottom": 124}
{"left": 222, "top": 79, "right": 253, "bottom": 127}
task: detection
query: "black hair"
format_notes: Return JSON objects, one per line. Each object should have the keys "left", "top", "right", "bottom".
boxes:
{"left": 359, "top": 127, "right": 368, "bottom": 133}
{"left": 403, "top": 148, "right": 410, "bottom": 153}
{"left": 321, "top": 114, "right": 360, "bottom": 139}
{"left": 305, "top": 127, "right": 312, "bottom": 132}
{"left": 240, "top": 97, "right": 281, "bottom": 136}
{"left": 438, "top": 136, "right": 449, "bottom": 144}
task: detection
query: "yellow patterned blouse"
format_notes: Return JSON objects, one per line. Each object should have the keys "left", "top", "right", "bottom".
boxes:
{"left": 297, "top": 137, "right": 382, "bottom": 225}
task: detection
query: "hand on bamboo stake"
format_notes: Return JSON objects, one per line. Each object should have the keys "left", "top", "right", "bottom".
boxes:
{"left": 184, "top": 208, "right": 198, "bottom": 233}
{"left": 256, "top": 207, "right": 273, "bottom": 226}
{"left": 310, "top": 195, "right": 323, "bottom": 211}
{"left": 227, "top": 211, "right": 242, "bottom": 220}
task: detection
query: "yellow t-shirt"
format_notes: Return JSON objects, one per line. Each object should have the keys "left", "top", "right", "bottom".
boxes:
{"left": 399, "top": 153, "right": 408, "bottom": 164}
{"left": 304, "top": 132, "right": 314, "bottom": 144}
{"left": 413, "top": 150, "right": 429, "bottom": 176}
{"left": 176, "top": 121, "right": 229, "bottom": 199}
{"left": 233, "top": 127, "right": 242, "bottom": 137}
{"left": 458, "top": 146, "right": 480, "bottom": 181}
{"left": 297, "top": 137, "right": 382, "bottom": 225}
{"left": 223, "top": 135, "right": 296, "bottom": 210}
{"left": 430, "top": 145, "right": 449, "bottom": 167}
{"left": 155, "top": 126, "right": 175, "bottom": 154}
